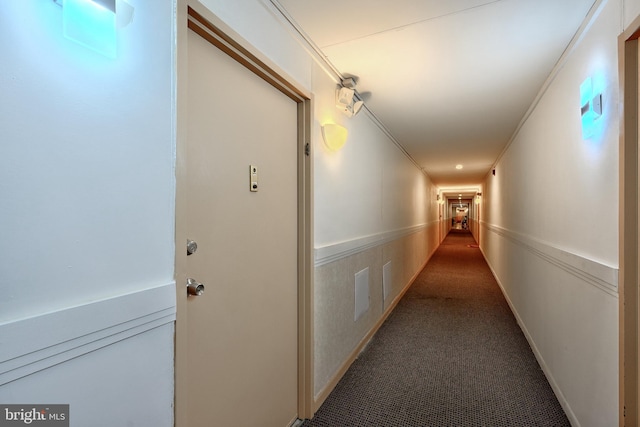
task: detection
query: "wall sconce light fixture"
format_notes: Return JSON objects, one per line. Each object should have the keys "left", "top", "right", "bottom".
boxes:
{"left": 580, "top": 77, "right": 603, "bottom": 139}
{"left": 322, "top": 124, "right": 348, "bottom": 151}
{"left": 62, "top": 0, "right": 117, "bottom": 58}
{"left": 55, "top": 0, "right": 133, "bottom": 58}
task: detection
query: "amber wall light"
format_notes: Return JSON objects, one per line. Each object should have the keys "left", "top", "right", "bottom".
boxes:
{"left": 322, "top": 124, "right": 348, "bottom": 151}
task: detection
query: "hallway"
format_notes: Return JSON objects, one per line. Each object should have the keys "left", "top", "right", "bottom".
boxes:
{"left": 0, "top": 1, "right": 626, "bottom": 425}
{"left": 303, "top": 230, "right": 569, "bottom": 426}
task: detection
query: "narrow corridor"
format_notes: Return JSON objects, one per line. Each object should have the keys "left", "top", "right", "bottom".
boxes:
{"left": 302, "top": 230, "right": 569, "bottom": 427}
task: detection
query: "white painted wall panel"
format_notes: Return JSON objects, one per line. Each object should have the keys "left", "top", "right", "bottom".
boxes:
{"left": 0, "top": 0, "right": 176, "bottom": 424}
{"left": 354, "top": 267, "right": 370, "bottom": 321}
{"left": 492, "top": 0, "right": 619, "bottom": 266}
{"left": 482, "top": 0, "right": 622, "bottom": 425}
{"left": 625, "top": 0, "right": 640, "bottom": 28}
{"left": 312, "top": 60, "right": 433, "bottom": 249}
{"left": 0, "top": 0, "right": 175, "bottom": 321}
{"left": 0, "top": 324, "right": 175, "bottom": 427}
{"left": 381, "top": 140, "right": 429, "bottom": 231}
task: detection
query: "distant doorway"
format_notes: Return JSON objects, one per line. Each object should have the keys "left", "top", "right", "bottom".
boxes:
{"left": 451, "top": 203, "right": 469, "bottom": 230}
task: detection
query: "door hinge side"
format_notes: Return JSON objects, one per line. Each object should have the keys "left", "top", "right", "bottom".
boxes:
{"left": 305, "top": 142, "right": 310, "bottom": 156}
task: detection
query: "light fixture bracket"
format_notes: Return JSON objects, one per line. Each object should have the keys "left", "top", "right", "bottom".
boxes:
{"left": 341, "top": 77, "right": 357, "bottom": 89}
{"left": 336, "top": 87, "right": 364, "bottom": 117}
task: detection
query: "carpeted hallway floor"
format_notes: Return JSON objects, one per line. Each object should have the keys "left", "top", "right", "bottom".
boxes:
{"left": 301, "top": 229, "right": 570, "bottom": 427}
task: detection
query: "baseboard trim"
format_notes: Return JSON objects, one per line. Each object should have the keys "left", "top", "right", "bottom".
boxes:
{"left": 482, "top": 222, "right": 618, "bottom": 296}
{"left": 314, "top": 223, "right": 435, "bottom": 267}
{"left": 480, "top": 248, "right": 580, "bottom": 427}
{"left": 312, "top": 247, "right": 434, "bottom": 412}
{"left": 0, "top": 283, "right": 176, "bottom": 386}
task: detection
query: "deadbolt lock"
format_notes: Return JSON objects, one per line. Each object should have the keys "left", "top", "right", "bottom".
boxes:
{"left": 187, "top": 239, "right": 198, "bottom": 256}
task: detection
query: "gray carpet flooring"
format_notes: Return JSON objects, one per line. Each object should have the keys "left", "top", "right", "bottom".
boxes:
{"left": 301, "top": 230, "right": 570, "bottom": 427}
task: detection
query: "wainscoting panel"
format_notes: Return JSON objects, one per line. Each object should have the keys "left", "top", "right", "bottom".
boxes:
{"left": 481, "top": 222, "right": 618, "bottom": 427}
{"left": 314, "top": 224, "right": 431, "bottom": 267}
{"left": 313, "top": 225, "right": 439, "bottom": 410}
{"left": 0, "top": 282, "right": 176, "bottom": 386}
{"left": 483, "top": 223, "right": 617, "bottom": 295}
{"left": 0, "top": 323, "right": 175, "bottom": 427}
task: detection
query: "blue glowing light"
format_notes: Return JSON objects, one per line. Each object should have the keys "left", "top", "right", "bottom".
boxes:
{"left": 580, "top": 77, "right": 603, "bottom": 139}
{"left": 63, "top": 0, "right": 116, "bottom": 59}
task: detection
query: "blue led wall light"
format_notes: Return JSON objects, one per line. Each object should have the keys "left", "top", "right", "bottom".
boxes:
{"left": 580, "top": 77, "right": 603, "bottom": 139}
{"left": 55, "top": 0, "right": 117, "bottom": 58}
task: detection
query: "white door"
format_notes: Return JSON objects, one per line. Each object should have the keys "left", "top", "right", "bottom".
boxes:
{"left": 183, "top": 27, "right": 299, "bottom": 427}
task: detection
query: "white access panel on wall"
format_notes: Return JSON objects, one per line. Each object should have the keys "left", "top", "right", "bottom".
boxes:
{"left": 355, "top": 267, "right": 370, "bottom": 321}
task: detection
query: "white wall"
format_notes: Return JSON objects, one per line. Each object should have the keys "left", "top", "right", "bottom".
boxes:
{"left": 0, "top": 1, "right": 176, "bottom": 425}
{"left": 313, "top": 63, "right": 434, "bottom": 249}
{"left": 482, "top": 0, "right": 624, "bottom": 425}
{"left": 625, "top": 0, "right": 640, "bottom": 27}
{"left": 1, "top": 324, "right": 175, "bottom": 427}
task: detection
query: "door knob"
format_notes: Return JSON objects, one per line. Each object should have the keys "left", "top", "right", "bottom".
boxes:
{"left": 187, "top": 278, "right": 205, "bottom": 296}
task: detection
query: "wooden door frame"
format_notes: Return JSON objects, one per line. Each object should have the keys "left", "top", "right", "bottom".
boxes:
{"left": 619, "top": 16, "right": 640, "bottom": 427}
{"left": 174, "top": 2, "right": 314, "bottom": 425}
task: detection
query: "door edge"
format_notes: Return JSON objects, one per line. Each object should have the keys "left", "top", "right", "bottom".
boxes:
{"left": 618, "top": 16, "right": 640, "bottom": 427}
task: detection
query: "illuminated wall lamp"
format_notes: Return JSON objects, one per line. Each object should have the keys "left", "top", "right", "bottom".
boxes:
{"left": 580, "top": 77, "right": 603, "bottom": 139}
{"left": 321, "top": 124, "right": 348, "bottom": 151}
{"left": 61, "top": 0, "right": 117, "bottom": 58}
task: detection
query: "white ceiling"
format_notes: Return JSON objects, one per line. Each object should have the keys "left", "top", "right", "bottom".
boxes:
{"left": 274, "top": 0, "right": 597, "bottom": 188}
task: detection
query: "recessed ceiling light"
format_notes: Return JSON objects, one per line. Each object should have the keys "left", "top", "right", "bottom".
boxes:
{"left": 455, "top": 164, "right": 463, "bottom": 170}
